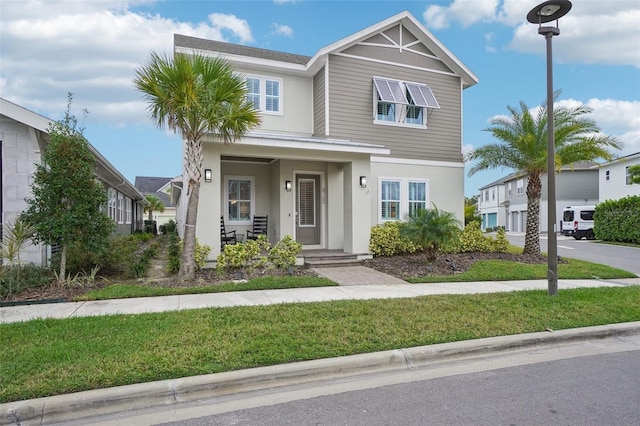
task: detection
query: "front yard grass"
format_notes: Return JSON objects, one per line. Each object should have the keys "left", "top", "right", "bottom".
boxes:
{"left": 75, "top": 276, "right": 337, "bottom": 301}
{"left": 2, "top": 286, "right": 640, "bottom": 403}
{"left": 407, "top": 258, "right": 637, "bottom": 283}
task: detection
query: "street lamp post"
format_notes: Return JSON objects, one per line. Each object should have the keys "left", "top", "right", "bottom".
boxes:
{"left": 527, "top": 0, "right": 572, "bottom": 296}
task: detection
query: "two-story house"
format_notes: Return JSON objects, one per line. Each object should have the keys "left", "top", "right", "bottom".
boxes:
{"left": 1, "top": 98, "right": 147, "bottom": 266}
{"left": 173, "top": 11, "right": 478, "bottom": 257}
{"left": 477, "top": 174, "right": 513, "bottom": 230}
{"left": 596, "top": 152, "right": 640, "bottom": 201}
{"left": 477, "top": 163, "right": 599, "bottom": 233}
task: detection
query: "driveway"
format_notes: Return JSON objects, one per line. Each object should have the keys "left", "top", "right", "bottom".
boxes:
{"left": 505, "top": 233, "right": 640, "bottom": 276}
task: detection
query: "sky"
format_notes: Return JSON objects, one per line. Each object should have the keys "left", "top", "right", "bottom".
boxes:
{"left": 1, "top": 0, "right": 639, "bottom": 198}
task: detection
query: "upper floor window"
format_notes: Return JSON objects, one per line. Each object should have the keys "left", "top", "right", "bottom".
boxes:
{"left": 225, "top": 175, "right": 254, "bottom": 224}
{"left": 246, "top": 75, "right": 282, "bottom": 115}
{"left": 605, "top": 170, "right": 610, "bottom": 182}
{"left": 516, "top": 179, "right": 524, "bottom": 195}
{"left": 373, "top": 77, "right": 439, "bottom": 127}
{"left": 507, "top": 182, "right": 512, "bottom": 197}
{"left": 484, "top": 190, "right": 489, "bottom": 202}
{"left": 491, "top": 189, "right": 496, "bottom": 201}
{"left": 626, "top": 166, "right": 632, "bottom": 185}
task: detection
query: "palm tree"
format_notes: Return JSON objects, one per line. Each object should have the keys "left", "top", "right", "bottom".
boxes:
{"left": 400, "top": 205, "right": 461, "bottom": 262}
{"left": 144, "top": 194, "right": 165, "bottom": 221}
{"left": 467, "top": 92, "right": 621, "bottom": 255}
{"left": 134, "top": 52, "right": 260, "bottom": 280}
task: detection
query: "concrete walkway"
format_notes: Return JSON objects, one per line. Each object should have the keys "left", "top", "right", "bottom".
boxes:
{"left": 2, "top": 266, "right": 639, "bottom": 324}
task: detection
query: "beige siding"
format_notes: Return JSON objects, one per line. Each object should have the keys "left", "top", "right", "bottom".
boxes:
{"left": 313, "top": 67, "right": 326, "bottom": 136}
{"left": 327, "top": 54, "right": 463, "bottom": 163}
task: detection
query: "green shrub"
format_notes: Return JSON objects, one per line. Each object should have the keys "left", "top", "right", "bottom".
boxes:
{"left": 268, "top": 235, "right": 303, "bottom": 269}
{"left": 491, "top": 228, "right": 509, "bottom": 253}
{"left": 0, "top": 264, "right": 54, "bottom": 296}
{"left": 444, "top": 221, "right": 494, "bottom": 253}
{"left": 369, "top": 221, "right": 420, "bottom": 257}
{"left": 216, "top": 235, "right": 301, "bottom": 275}
{"left": 159, "top": 219, "right": 177, "bottom": 235}
{"left": 166, "top": 234, "right": 181, "bottom": 275}
{"left": 594, "top": 195, "right": 640, "bottom": 244}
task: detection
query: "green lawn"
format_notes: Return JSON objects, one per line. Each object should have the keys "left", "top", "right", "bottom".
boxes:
{"left": 2, "top": 286, "right": 640, "bottom": 403}
{"left": 407, "top": 258, "right": 637, "bottom": 283}
{"left": 75, "top": 276, "right": 337, "bottom": 301}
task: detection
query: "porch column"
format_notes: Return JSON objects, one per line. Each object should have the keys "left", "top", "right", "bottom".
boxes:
{"left": 343, "top": 158, "right": 371, "bottom": 253}
{"left": 196, "top": 148, "right": 221, "bottom": 258}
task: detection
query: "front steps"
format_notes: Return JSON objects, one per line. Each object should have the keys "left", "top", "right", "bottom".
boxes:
{"left": 300, "top": 250, "right": 372, "bottom": 268}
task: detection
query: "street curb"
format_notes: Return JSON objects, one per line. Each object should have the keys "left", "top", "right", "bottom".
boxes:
{"left": 3, "top": 321, "right": 640, "bottom": 425}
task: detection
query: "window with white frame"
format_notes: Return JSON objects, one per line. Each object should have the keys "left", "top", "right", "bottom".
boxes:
{"left": 626, "top": 166, "right": 632, "bottom": 185}
{"left": 125, "top": 197, "right": 132, "bottom": 224}
{"left": 516, "top": 179, "right": 524, "bottom": 195}
{"left": 379, "top": 178, "right": 429, "bottom": 222}
{"left": 491, "top": 188, "right": 496, "bottom": 201}
{"left": 605, "top": 170, "right": 610, "bottom": 182}
{"left": 108, "top": 188, "right": 117, "bottom": 221}
{"left": 408, "top": 181, "right": 427, "bottom": 217}
{"left": 484, "top": 190, "right": 489, "bottom": 202}
{"left": 380, "top": 180, "right": 401, "bottom": 220}
{"left": 507, "top": 182, "right": 512, "bottom": 197}
{"left": 373, "top": 77, "right": 439, "bottom": 127}
{"left": 117, "top": 193, "right": 124, "bottom": 224}
{"left": 245, "top": 75, "right": 282, "bottom": 114}
{"left": 225, "top": 176, "right": 254, "bottom": 223}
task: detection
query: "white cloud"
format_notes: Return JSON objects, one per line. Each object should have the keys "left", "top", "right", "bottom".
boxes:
{"left": 422, "top": 0, "right": 640, "bottom": 68}
{"left": 0, "top": 1, "right": 254, "bottom": 124}
{"left": 271, "top": 23, "right": 294, "bottom": 38}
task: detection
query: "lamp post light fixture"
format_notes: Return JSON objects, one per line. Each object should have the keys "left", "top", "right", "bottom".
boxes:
{"left": 527, "top": 0, "right": 572, "bottom": 296}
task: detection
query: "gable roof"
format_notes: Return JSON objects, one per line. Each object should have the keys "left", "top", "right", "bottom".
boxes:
{"left": 175, "top": 11, "right": 478, "bottom": 88}
{"left": 0, "top": 98, "right": 147, "bottom": 203}
{"left": 135, "top": 176, "right": 174, "bottom": 194}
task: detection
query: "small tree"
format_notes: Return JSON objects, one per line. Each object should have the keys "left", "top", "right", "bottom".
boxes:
{"left": 400, "top": 205, "right": 461, "bottom": 262}
{"left": 22, "top": 94, "right": 114, "bottom": 283}
{"left": 144, "top": 194, "right": 165, "bottom": 220}
{"left": 0, "top": 217, "right": 36, "bottom": 294}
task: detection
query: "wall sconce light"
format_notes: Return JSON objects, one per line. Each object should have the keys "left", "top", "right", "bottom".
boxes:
{"left": 204, "top": 169, "right": 212, "bottom": 183}
{"left": 285, "top": 180, "right": 292, "bottom": 192}
{"left": 359, "top": 176, "right": 367, "bottom": 188}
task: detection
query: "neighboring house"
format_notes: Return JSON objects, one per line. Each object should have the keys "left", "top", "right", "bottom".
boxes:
{"left": 134, "top": 176, "right": 177, "bottom": 227}
{"left": 0, "top": 98, "right": 147, "bottom": 266}
{"left": 477, "top": 163, "right": 599, "bottom": 233}
{"left": 477, "top": 175, "right": 510, "bottom": 230}
{"left": 595, "top": 152, "right": 640, "bottom": 201}
{"left": 173, "top": 11, "right": 478, "bottom": 258}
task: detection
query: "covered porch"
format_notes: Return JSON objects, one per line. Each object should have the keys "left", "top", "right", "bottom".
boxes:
{"left": 195, "top": 132, "right": 389, "bottom": 260}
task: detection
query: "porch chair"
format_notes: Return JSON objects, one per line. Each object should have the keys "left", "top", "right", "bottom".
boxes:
{"left": 246, "top": 215, "right": 268, "bottom": 240}
{"left": 220, "top": 216, "right": 237, "bottom": 247}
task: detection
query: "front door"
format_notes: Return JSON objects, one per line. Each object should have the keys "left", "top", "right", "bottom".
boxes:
{"left": 295, "top": 174, "right": 320, "bottom": 245}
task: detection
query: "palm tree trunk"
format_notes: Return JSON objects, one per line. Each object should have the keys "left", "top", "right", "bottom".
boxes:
{"left": 523, "top": 173, "right": 542, "bottom": 255}
{"left": 179, "top": 180, "right": 200, "bottom": 280}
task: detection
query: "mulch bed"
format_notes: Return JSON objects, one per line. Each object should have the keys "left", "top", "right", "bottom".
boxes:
{"left": 2, "top": 252, "right": 548, "bottom": 304}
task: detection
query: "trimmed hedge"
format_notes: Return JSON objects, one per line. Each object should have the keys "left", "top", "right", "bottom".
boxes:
{"left": 594, "top": 195, "right": 640, "bottom": 244}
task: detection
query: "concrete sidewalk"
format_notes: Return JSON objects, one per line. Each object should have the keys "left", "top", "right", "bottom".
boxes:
{"left": 1, "top": 266, "right": 639, "bottom": 324}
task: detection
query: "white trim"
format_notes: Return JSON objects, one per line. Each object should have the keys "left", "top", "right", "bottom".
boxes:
{"left": 324, "top": 60, "right": 330, "bottom": 136}
{"left": 230, "top": 134, "right": 390, "bottom": 155}
{"left": 337, "top": 52, "right": 460, "bottom": 80}
{"left": 378, "top": 177, "right": 429, "bottom": 223}
{"left": 371, "top": 156, "right": 464, "bottom": 168}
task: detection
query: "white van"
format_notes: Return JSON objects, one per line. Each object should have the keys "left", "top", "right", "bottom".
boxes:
{"left": 561, "top": 205, "right": 596, "bottom": 240}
